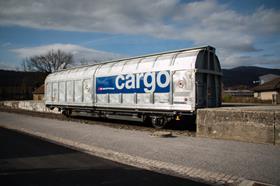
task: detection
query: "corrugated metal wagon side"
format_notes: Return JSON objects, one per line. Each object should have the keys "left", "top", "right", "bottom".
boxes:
{"left": 45, "top": 46, "right": 222, "bottom": 128}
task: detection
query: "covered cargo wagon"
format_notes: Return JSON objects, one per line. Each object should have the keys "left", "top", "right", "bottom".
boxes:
{"left": 45, "top": 46, "right": 222, "bottom": 128}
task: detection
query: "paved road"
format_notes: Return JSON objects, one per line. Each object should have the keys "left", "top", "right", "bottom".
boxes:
{"left": 0, "top": 112, "right": 280, "bottom": 185}
{"left": 0, "top": 127, "right": 207, "bottom": 186}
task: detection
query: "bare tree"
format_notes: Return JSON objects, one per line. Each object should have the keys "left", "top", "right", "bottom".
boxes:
{"left": 22, "top": 50, "right": 73, "bottom": 73}
{"left": 21, "top": 58, "right": 29, "bottom": 72}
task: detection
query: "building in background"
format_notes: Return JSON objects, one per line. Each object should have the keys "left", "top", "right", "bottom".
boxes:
{"left": 257, "top": 74, "right": 279, "bottom": 85}
{"left": 223, "top": 89, "right": 254, "bottom": 97}
{"left": 253, "top": 77, "right": 280, "bottom": 104}
{"left": 33, "top": 84, "right": 44, "bottom": 101}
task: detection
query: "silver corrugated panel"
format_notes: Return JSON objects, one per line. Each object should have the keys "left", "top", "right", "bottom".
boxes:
{"left": 83, "top": 79, "right": 92, "bottom": 103}
{"left": 122, "top": 94, "right": 134, "bottom": 104}
{"left": 66, "top": 81, "right": 73, "bottom": 103}
{"left": 137, "top": 93, "right": 150, "bottom": 104}
{"left": 109, "top": 94, "right": 120, "bottom": 104}
{"left": 52, "top": 82, "right": 58, "bottom": 102}
{"left": 97, "top": 94, "right": 108, "bottom": 104}
{"left": 173, "top": 52, "right": 197, "bottom": 70}
{"left": 74, "top": 80, "right": 82, "bottom": 103}
{"left": 59, "top": 82, "right": 65, "bottom": 102}
{"left": 154, "top": 93, "right": 169, "bottom": 104}
{"left": 45, "top": 83, "right": 52, "bottom": 102}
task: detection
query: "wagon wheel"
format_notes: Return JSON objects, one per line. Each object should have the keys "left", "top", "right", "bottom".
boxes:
{"left": 62, "top": 109, "right": 72, "bottom": 117}
{"left": 151, "top": 116, "right": 167, "bottom": 129}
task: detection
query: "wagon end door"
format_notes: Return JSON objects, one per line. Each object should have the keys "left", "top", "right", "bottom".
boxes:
{"left": 172, "top": 70, "right": 195, "bottom": 111}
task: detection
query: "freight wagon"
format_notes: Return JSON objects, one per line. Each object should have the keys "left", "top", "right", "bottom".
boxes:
{"left": 45, "top": 46, "right": 222, "bottom": 128}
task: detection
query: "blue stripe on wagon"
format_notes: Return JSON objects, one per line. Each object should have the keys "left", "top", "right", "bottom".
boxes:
{"left": 96, "top": 71, "right": 170, "bottom": 94}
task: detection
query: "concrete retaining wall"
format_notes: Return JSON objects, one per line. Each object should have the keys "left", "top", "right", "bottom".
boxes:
{"left": 0, "top": 100, "right": 60, "bottom": 114}
{"left": 197, "top": 106, "right": 280, "bottom": 145}
{"left": 275, "top": 111, "right": 280, "bottom": 145}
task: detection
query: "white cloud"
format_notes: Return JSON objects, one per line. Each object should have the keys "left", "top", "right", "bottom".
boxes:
{"left": 12, "top": 44, "right": 124, "bottom": 65}
{"left": 174, "top": 1, "right": 280, "bottom": 52}
{"left": 0, "top": 0, "right": 177, "bottom": 35}
{"left": 0, "top": 61, "right": 19, "bottom": 71}
{"left": 1, "top": 0, "right": 280, "bottom": 68}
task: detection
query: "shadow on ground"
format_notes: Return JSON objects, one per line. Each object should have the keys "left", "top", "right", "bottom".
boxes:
{"left": 0, "top": 128, "right": 206, "bottom": 186}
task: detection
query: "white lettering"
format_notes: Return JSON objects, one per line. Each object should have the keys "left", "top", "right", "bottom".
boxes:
{"left": 136, "top": 73, "right": 143, "bottom": 88}
{"left": 115, "top": 71, "right": 169, "bottom": 93}
{"left": 125, "top": 74, "right": 135, "bottom": 89}
{"left": 115, "top": 75, "right": 125, "bottom": 89}
{"left": 144, "top": 72, "right": 156, "bottom": 93}
{"left": 157, "top": 71, "right": 170, "bottom": 88}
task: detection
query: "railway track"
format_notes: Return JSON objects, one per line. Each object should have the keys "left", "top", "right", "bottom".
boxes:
{"left": 0, "top": 106, "right": 196, "bottom": 137}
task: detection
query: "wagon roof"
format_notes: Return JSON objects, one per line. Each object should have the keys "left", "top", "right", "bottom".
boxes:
{"left": 55, "top": 45, "right": 215, "bottom": 73}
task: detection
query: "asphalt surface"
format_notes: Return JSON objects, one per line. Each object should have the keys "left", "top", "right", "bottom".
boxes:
{"left": 0, "top": 112, "right": 280, "bottom": 185}
{"left": 0, "top": 127, "right": 207, "bottom": 186}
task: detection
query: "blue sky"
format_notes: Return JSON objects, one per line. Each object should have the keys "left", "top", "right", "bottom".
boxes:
{"left": 0, "top": 0, "right": 279, "bottom": 70}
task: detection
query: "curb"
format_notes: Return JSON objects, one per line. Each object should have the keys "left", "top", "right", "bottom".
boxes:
{"left": 0, "top": 125, "right": 274, "bottom": 186}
